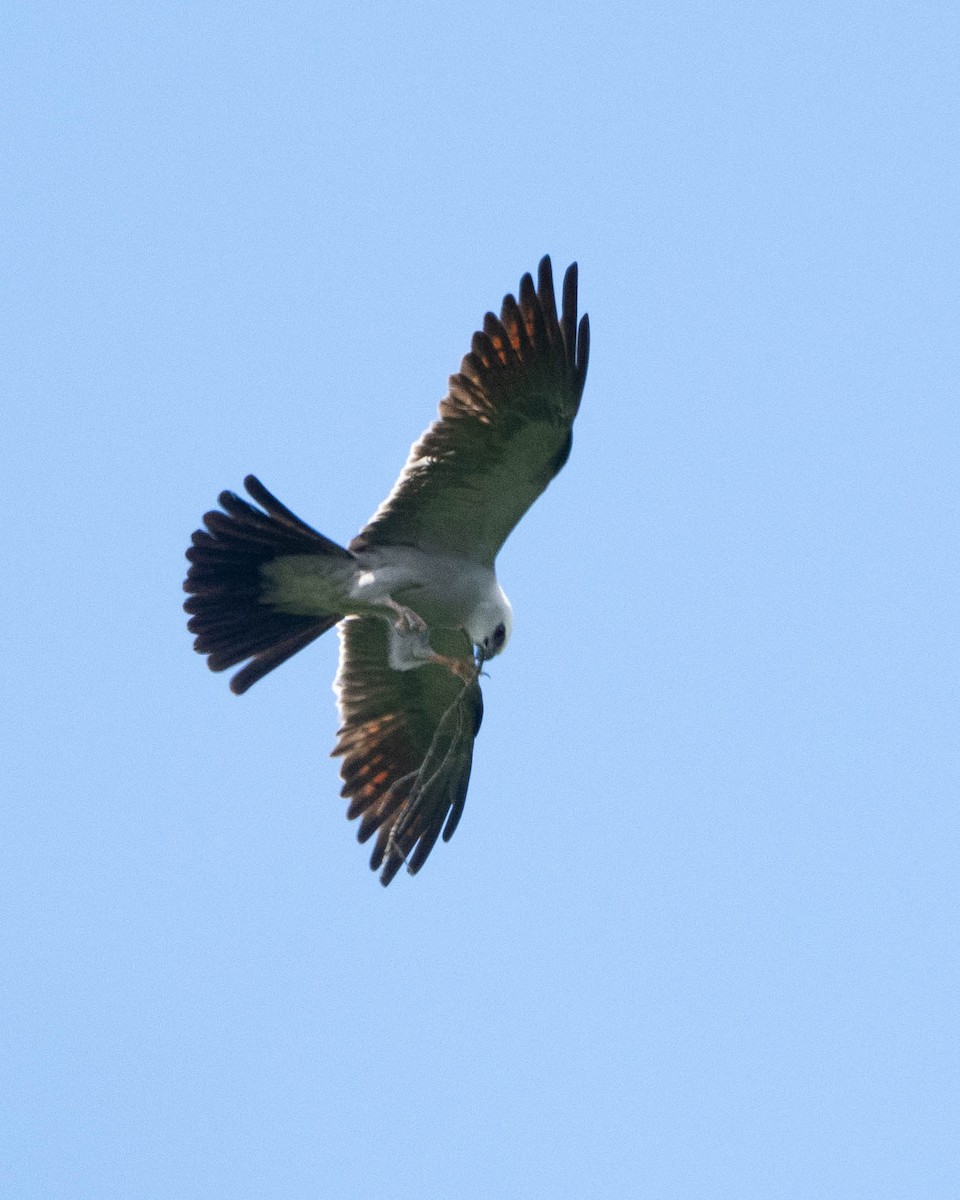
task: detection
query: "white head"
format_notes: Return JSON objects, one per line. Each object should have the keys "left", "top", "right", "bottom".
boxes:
{"left": 467, "top": 584, "right": 513, "bottom": 662}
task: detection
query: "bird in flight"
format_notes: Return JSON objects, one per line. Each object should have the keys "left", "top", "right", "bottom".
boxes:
{"left": 183, "top": 256, "right": 590, "bottom": 884}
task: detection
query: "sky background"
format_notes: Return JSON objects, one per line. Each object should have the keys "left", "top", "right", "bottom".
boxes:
{"left": 3, "top": 3, "right": 958, "bottom": 1197}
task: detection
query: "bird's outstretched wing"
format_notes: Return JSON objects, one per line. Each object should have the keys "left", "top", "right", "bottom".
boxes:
{"left": 332, "top": 617, "right": 483, "bottom": 885}
{"left": 351, "top": 256, "right": 590, "bottom": 565}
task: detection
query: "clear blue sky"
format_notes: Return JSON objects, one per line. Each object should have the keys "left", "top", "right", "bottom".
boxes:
{"left": 3, "top": 3, "right": 958, "bottom": 1197}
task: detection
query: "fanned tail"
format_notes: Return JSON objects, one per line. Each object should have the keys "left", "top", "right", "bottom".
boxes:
{"left": 183, "top": 475, "right": 352, "bottom": 694}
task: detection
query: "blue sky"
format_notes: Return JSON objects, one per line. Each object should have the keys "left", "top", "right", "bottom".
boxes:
{"left": 3, "top": 3, "right": 958, "bottom": 1197}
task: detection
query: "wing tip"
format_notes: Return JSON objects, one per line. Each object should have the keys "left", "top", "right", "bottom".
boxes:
{"left": 577, "top": 311, "right": 590, "bottom": 379}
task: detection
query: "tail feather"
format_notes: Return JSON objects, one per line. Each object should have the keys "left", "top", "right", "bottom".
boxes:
{"left": 183, "top": 475, "right": 349, "bottom": 694}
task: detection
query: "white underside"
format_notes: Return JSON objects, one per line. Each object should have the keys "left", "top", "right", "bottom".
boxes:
{"left": 261, "top": 544, "right": 512, "bottom": 655}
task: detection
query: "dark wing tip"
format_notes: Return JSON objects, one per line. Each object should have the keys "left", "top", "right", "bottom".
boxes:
{"left": 560, "top": 261, "right": 579, "bottom": 361}
{"left": 537, "top": 254, "right": 555, "bottom": 293}
{"left": 577, "top": 311, "right": 590, "bottom": 380}
{"left": 378, "top": 855, "right": 405, "bottom": 886}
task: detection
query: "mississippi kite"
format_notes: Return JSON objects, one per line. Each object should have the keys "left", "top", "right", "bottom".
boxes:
{"left": 184, "top": 256, "right": 590, "bottom": 884}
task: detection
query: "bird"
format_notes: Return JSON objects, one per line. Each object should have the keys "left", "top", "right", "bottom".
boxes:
{"left": 183, "top": 256, "right": 590, "bottom": 884}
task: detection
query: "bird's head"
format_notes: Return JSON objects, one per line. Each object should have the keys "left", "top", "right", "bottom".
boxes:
{"left": 468, "top": 586, "right": 513, "bottom": 663}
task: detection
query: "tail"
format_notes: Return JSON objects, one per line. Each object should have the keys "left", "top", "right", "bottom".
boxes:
{"left": 183, "top": 475, "right": 352, "bottom": 694}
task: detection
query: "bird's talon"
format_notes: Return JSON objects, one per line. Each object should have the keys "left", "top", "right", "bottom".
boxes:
{"left": 392, "top": 604, "right": 428, "bottom": 637}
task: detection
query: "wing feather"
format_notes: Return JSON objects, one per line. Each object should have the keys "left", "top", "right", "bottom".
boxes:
{"left": 332, "top": 617, "right": 483, "bottom": 885}
{"left": 351, "top": 256, "right": 589, "bottom": 564}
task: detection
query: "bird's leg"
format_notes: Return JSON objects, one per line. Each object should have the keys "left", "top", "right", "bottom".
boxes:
{"left": 385, "top": 600, "right": 435, "bottom": 674}
{"left": 383, "top": 596, "right": 427, "bottom": 636}
{"left": 383, "top": 600, "right": 476, "bottom": 682}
